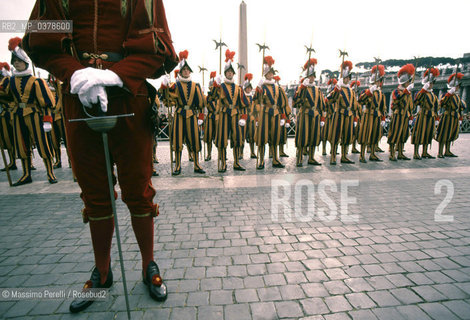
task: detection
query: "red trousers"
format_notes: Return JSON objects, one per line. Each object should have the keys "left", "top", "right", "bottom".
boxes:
{"left": 63, "top": 88, "right": 157, "bottom": 220}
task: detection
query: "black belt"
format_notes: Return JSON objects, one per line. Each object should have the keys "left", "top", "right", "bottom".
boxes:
{"left": 78, "top": 51, "right": 124, "bottom": 62}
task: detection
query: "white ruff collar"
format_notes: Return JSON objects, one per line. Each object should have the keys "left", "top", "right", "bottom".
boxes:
{"left": 12, "top": 68, "right": 33, "bottom": 77}
{"left": 224, "top": 77, "right": 235, "bottom": 84}
{"left": 177, "top": 74, "right": 191, "bottom": 83}
{"left": 264, "top": 79, "right": 275, "bottom": 85}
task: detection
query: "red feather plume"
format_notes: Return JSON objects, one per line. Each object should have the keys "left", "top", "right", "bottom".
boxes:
{"left": 371, "top": 65, "right": 385, "bottom": 76}
{"left": 350, "top": 80, "right": 360, "bottom": 88}
{"left": 398, "top": 64, "right": 415, "bottom": 78}
{"left": 0, "top": 62, "right": 10, "bottom": 71}
{"left": 178, "top": 50, "right": 188, "bottom": 60}
{"left": 304, "top": 58, "right": 317, "bottom": 70}
{"left": 174, "top": 69, "right": 179, "bottom": 78}
{"left": 342, "top": 60, "right": 353, "bottom": 71}
{"left": 274, "top": 76, "right": 281, "bottom": 82}
{"left": 225, "top": 49, "right": 235, "bottom": 62}
{"left": 448, "top": 72, "right": 463, "bottom": 83}
{"left": 244, "top": 73, "right": 253, "bottom": 81}
{"left": 327, "top": 78, "right": 338, "bottom": 85}
{"left": 8, "top": 37, "right": 22, "bottom": 51}
{"left": 264, "top": 56, "right": 275, "bottom": 66}
{"left": 210, "top": 71, "right": 216, "bottom": 79}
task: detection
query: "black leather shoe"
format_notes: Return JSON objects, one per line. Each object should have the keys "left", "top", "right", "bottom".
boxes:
{"left": 397, "top": 155, "right": 411, "bottom": 160}
{"left": 341, "top": 158, "right": 355, "bottom": 164}
{"left": 369, "top": 156, "right": 383, "bottom": 162}
{"left": 1, "top": 164, "right": 17, "bottom": 171}
{"left": 445, "top": 153, "right": 458, "bottom": 158}
{"left": 48, "top": 177, "right": 58, "bottom": 184}
{"left": 423, "top": 154, "right": 435, "bottom": 159}
{"left": 413, "top": 155, "right": 422, "bottom": 160}
{"left": 204, "top": 156, "right": 211, "bottom": 161}
{"left": 12, "top": 176, "right": 32, "bottom": 187}
{"left": 143, "top": 261, "right": 167, "bottom": 302}
{"left": 389, "top": 156, "right": 397, "bottom": 161}
{"left": 172, "top": 169, "right": 181, "bottom": 176}
{"left": 30, "top": 166, "right": 36, "bottom": 171}
{"left": 53, "top": 162, "right": 62, "bottom": 169}
{"left": 70, "top": 266, "right": 113, "bottom": 313}
{"left": 308, "top": 160, "right": 322, "bottom": 166}
{"left": 234, "top": 165, "right": 246, "bottom": 171}
{"left": 359, "top": 158, "right": 367, "bottom": 163}
{"left": 273, "top": 162, "right": 285, "bottom": 168}
{"left": 330, "top": 160, "right": 336, "bottom": 165}
{"left": 152, "top": 170, "right": 159, "bottom": 176}
{"left": 194, "top": 168, "right": 206, "bottom": 174}
{"left": 257, "top": 164, "right": 265, "bottom": 170}
{"left": 280, "top": 153, "right": 289, "bottom": 158}
{"left": 296, "top": 162, "right": 303, "bottom": 167}
{"left": 250, "top": 154, "right": 257, "bottom": 159}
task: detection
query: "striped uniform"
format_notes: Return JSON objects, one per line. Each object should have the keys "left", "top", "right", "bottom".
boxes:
{"left": 203, "top": 86, "right": 217, "bottom": 145}
{"left": 169, "top": 80, "right": 204, "bottom": 153}
{"left": 327, "top": 86, "right": 359, "bottom": 146}
{"left": 245, "top": 94, "right": 256, "bottom": 144}
{"left": 387, "top": 88, "right": 413, "bottom": 145}
{"left": 436, "top": 92, "right": 465, "bottom": 144}
{"left": 278, "top": 86, "right": 291, "bottom": 146}
{"left": 411, "top": 89, "right": 438, "bottom": 146}
{"left": 0, "top": 74, "right": 56, "bottom": 181}
{"left": 357, "top": 88, "right": 386, "bottom": 146}
{"left": 215, "top": 82, "right": 248, "bottom": 149}
{"left": 255, "top": 82, "right": 285, "bottom": 147}
{"left": 49, "top": 80, "right": 68, "bottom": 166}
{"left": 295, "top": 85, "right": 325, "bottom": 149}
{"left": 321, "top": 96, "right": 334, "bottom": 145}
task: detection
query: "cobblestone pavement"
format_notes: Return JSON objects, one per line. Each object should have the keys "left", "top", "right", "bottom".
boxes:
{"left": 0, "top": 136, "right": 469, "bottom": 319}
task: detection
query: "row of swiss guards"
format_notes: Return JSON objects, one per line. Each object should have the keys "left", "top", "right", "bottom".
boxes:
{"left": 0, "top": 37, "right": 61, "bottom": 186}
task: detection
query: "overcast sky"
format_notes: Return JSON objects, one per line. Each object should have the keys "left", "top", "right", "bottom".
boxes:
{"left": 1, "top": 0, "right": 469, "bottom": 87}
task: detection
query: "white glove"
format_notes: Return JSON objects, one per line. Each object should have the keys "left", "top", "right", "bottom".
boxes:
{"left": 409, "top": 119, "right": 413, "bottom": 125}
{"left": 70, "top": 68, "right": 123, "bottom": 96}
{"left": 215, "top": 75, "right": 222, "bottom": 86}
{"left": 285, "top": 122, "right": 290, "bottom": 128}
{"left": 280, "top": 119, "right": 285, "bottom": 126}
{"left": 336, "top": 78, "right": 344, "bottom": 89}
{"left": 423, "top": 82, "right": 430, "bottom": 91}
{"left": 435, "top": 120, "right": 439, "bottom": 126}
{"left": 78, "top": 85, "right": 109, "bottom": 112}
{"left": 370, "top": 85, "right": 377, "bottom": 93}
{"left": 256, "top": 121, "right": 258, "bottom": 127}
{"left": 43, "top": 122, "right": 52, "bottom": 132}
{"left": 238, "top": 119, "right": 246, "bottom": 127}
{"left": 459, "top": 120, "right": 462, "bottom": 125}
{"left": 197, "top": 119, "right": 203, "bottom": 126}
{"left": 257, "top": 78, "right": 264, "bottom": 88}
{"left": 302, "top": 78, "right": 310, "bottom": 87}
{"left": 320, "top": 121, "right": 325, "bottom": 127}
{"left": 1, "top": 68, "right": 10, "bottom": 77}
{"left": 353, "top": 121, "right": 357, "bottom": 127}
{"left": 448, "top": 87, "right": 456, "bottom": 95}
{"left": 161, "top": 75, "right": 170, "bottom": 87}
{"left": 406, "top": 83, "right": 414, "bottom": 92}
{"left": 381, "top": 120, "right": 386, "bottom": 127}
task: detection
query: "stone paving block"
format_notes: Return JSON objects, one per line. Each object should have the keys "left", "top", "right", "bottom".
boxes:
{"left": 348, "top": 309, "right": 379, "bottom": 320}
{"left": 224, "top": 303, "right": 251, "bottom": 320}
{"left": 251, "top": 302, "right": 278, "bottom": 320}
{"left": 419, "top": 302, "right": 461, "bottom": 320}
{"left": 412, "top": 285, "right": 448, "bottom": 302}
{"left": 274, "top": 301, "right": 303, "bottom": 318}
{"left": 324, "top": 295, "right": 353, "bottom": 313}
{"left": 442, "top": 300, "right": 470, "bottom": 319}
{"left": 235, "top": 288, "right": 259, "bottom": 303}
{"left": 257, "top": 287, "right": 282, "bottom": 302}
{"left": 372, "top": 307, "right": 407, "bottom": 320}
{"left": 300, "top": 298, "right": 329, "bottom": 315}
{"left": 390, "top": 288, "right": 424, "bottom": 304}
{"left": 368, "top": 290, "right": 401, "bottom": 307}
{"left": 345, "top": 292, "right": 377, "bottom": 309}
{"left": 396, "top": 305, "right": 433, "bottom": 320}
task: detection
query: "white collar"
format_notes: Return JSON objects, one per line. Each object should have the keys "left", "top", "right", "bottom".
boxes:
{"left": 12, "top": 68, "right": 33, "bottom": 77}
{"left": 264, "top": 79, "right": 275, "bottom": 85}
{"left": 177, "top": 74, "right": 191, "bottom": 83}
{"left": 224, "top": 77, "right": 235, "bottom": 84}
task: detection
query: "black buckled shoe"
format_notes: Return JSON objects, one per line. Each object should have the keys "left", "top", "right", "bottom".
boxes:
{"left": 234, "top": 165, "right": 246, "bottom": 171}
{"left": 340, "top": 158, "right": 355, "bottom": 164}
{"left": 273, "top": 162, "right": 285, "bottom": 168}
{"left": 257, "top": 163, "right": 265, "bottom": 170}
{"left": 194, "top": 167, "right": 206, "bottom": 174}
{"left": 152, "top": 170, "right": 159, "bottom": 176}
{"left": 250, "top": 154, "right": 257, "bottom": 159}
{"left": 308, "top": 160, "right": 322, "bottom": 166}
{"left": 172, "top": 168, "right": 181, "bottom": 176}
{"left": 53, "top": 162, "right": 62, "bottom": 169}
{"left": 70, "top": 266, "right": 113, "bottom": 313}
{"left": 144, "top": 261, "right": 167, "bottom": 302}
{"left": 48, "top": 177, "right": 58, "bottom": 184}
{"left": 1, "top": 164, "right": 17, "bottom": 171}
{"left": 12, "top": 176, "right": 32, "bottom": 187}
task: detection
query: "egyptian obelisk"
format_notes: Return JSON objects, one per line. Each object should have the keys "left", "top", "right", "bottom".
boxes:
{"left": 238, "top": 1, "right": 248, "bottom": 84}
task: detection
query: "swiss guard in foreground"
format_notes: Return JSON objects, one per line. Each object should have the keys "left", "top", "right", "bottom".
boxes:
{"left": 436, "top": 72, "right": 466, "bottom": 158}
{"left": 357, "top": 64, "right": 386, "bottom": 162}
{"left": 321, "top": 78, "right": 337, "bottom": 156}
{"left": 275, "top": 75, "right": 291, "bottom": 158}
{"left": 0, "top": 62, "right": 17, "bottom": 172}
{"left": 215, "top": 49, "right": 249, "bottom": 172}
{"left": 295, "top": 58, "right": 325, "bottom": 167}
{"left": 23, "top": 0, "right": 178, "bottom": 311}
{"left": 326, "top": 61, "right": 359, "bottom": 165}
{"left": 254, "top": 56, "right": 286, "bottom": 169}
{"left": 411, "top": 67, "right": 439, "bottom": 159}
{"left": 162, "top": 50, "right": 205, "bottom": 175}
{"left": 388, "top": 64, "right": 415, "bottom": 161}
{"left": 0, "top": 37, "right": 57, "bottom": 185}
